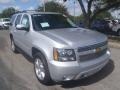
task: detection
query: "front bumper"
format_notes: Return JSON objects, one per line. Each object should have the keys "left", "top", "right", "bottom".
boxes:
{"left": 48, "top": 50, "right": 110, "bottom": 81}
{"left": 3, "top": 24, "right": 9, "bottom": 28}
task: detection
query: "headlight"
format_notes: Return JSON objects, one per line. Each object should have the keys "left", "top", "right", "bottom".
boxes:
{"left": 53, "top": 48, "right": 76, "bottom": 62}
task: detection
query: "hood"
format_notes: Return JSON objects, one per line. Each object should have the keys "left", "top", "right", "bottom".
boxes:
{"left": 2, "top": 21, "right": 10, "bottom": 25}
{"left": 39, "top": 28, "right": 107, "bottom": 48}
{"left": 3, "top": 21, "right": 10, "bottom": 24}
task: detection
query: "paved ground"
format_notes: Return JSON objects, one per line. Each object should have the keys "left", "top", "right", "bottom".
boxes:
{"left": 0, "top": 30, "right": 120, "bottom": 90}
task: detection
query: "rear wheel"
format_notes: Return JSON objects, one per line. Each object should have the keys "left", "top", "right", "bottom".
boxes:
{"left": 34, "top": 52, "right": 52, "bottom": 85}
{"left": 11, "top": 38, "right": 19, "bottom": 53}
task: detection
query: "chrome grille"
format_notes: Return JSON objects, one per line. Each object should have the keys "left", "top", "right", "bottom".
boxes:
{"left": 79, "top": 49, "right": 107, "bottom": 62}
{"left": 78, "top": 41, "right": 107, "bottom": 62}
{"left": 5, "top": 23, "right": 10, "bottom": 25}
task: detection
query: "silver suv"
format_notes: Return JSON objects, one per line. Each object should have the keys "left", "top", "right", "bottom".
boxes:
{"left": 10, "top": 11, "right": 110, "bottom": 85}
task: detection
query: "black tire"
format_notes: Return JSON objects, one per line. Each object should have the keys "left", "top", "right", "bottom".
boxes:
{"left": 11, "top": 38, "right": 19, "bottom": 53}
{"left": 34, "top": 52, "right": 52, "bottom": 85}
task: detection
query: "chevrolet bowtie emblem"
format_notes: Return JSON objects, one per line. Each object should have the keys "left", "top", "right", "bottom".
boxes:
{"left": 96, "top": 48, "right": 101, "bottom": 53}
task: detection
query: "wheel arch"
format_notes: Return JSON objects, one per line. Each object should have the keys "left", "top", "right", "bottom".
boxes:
{"left": 32, "top": 47, "right": 47, "bottom": 60}
{"left": 33, "top": 47, "right": 53, "bottom": 84}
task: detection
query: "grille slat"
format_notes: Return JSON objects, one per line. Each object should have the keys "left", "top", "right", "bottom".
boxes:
{"left": 78, "top": 41, "right": 107, "bottom": 52}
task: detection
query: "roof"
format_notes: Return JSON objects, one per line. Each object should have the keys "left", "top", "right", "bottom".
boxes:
{"left": 16, "top": 10, "right": 62, "bottom": 15}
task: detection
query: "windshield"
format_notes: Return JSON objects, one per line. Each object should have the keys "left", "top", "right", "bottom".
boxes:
{"left": 32, "top": 14, "right": 76, "bottom": 31}
{"left": 3, "top": 18, "right": 10, "bottom": 22}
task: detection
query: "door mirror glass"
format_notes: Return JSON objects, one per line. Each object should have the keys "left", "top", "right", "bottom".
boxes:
{"left": 16, "top": 24, "right": 29, "bottom": 31}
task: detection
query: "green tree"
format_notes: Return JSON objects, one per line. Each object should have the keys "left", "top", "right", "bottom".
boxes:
{"left": 37, "top": 1, "right": 68, "bottom": 15}
{"left": 64, "top": 0, "right": 120, "bottom": 28}
{"left": 79, "top": 11, "right": 112, "bottom": 20}
{"left": 0, "top": 13, "right": 2, "bottom": 18}
{"left": 1, "top": 7, "right": 17, "bottom": 18}
{"left": 78, "top": 0, "right": 120, "bottom": 28}
{"left": 68, "top": 15, "right": 83, "bottom": 25}
{"left": 95, "top": 11, "right": 113, "bottom": 19}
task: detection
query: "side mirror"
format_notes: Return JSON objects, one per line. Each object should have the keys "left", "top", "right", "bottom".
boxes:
{"left": 16, "top": 24, "right": 29, "bottom": 31}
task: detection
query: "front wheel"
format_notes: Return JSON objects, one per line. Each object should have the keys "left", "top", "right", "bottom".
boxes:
{"left": 34, "top": 53, "right": 52, "bottom": 85}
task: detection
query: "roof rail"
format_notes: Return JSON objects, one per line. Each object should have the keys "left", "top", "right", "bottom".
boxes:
{"left": 15, "top": 10, "right": 41, "bottom": 14}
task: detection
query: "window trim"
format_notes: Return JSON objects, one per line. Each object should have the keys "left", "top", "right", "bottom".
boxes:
{"left": 11, "top": 15, "right": 16, "bottom": 25}
{"left": 20, "top": 14, "right": 30, "bottom": 31}
{"left": 14, "top": 14, "right": 22, "bottom": 27}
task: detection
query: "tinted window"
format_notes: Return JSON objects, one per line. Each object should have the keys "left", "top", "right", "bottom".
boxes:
{"left": 32, "top": 14, "right": 75, "bottom": 31}
{"left": 21, "top": 14, "right": 30, "bottom": 30}
{"left": 15, "top": 14, "right": 22, "bottom": 26}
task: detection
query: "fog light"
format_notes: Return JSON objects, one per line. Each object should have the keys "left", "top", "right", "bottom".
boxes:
{"left": 107, "top": 50, "right": 110, "bottom": 56}
{"left": 63, "top": 75, "right": 74, "bottom": 81}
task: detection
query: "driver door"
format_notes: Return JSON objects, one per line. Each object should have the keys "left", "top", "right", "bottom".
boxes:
{"left": 17, "top": 14, "right": 31, "bottom": 54}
